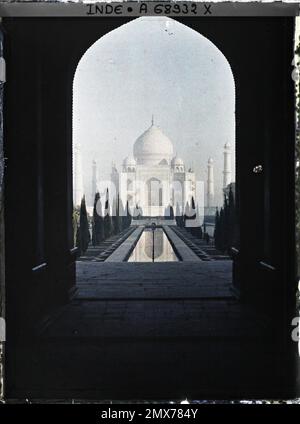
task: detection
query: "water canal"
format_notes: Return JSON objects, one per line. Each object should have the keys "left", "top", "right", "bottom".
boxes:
{"left": 127, "top": 228, "right": 178, "bottom": 262}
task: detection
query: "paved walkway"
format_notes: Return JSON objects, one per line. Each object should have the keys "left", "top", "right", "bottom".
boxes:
{"left": 41, "top": 262, "right": 269, "bottom": 342}
{"left": 17, "top": 261, "right": 281, "bottom": 399}
{"left": 76, "top": 261, "right": 232, "bottom": 299}
{"left": 42, "top": 298, "right": 269, "bottom": 340}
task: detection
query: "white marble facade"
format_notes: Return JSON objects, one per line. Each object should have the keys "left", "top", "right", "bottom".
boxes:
{"left": 112, "top": 121, "right": 196, "bottom": 217}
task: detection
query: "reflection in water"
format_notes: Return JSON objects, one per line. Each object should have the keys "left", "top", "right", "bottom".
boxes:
{"left": 128, "top": 228, "right": 178, "bottom": 262}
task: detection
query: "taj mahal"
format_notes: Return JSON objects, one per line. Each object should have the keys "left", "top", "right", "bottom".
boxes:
{"left": 112, "top": 119, "right": 197, "bottom": 217}
{"left": 73, "top": 119, "right": 232, "bottom": 216}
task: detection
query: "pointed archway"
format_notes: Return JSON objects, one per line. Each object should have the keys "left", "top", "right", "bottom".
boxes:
{"left": 2, "top": 16, "right": 296, "bottom": 399}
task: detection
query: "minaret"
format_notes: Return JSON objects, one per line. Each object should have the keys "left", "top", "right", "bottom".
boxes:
{"left": 73, "top": 143, "right": 84, "bottom": 207}
{"left": 207, "top": 157, "right": 214, "bottom": 208}
{"left": 110, "top": 161, "right": 119, "bottom": 198}
{"left": 91, "top": 160, "right": 97, "bottom": 204}
{"left": 223, "top": 142, "right": 232, "bottom": 188}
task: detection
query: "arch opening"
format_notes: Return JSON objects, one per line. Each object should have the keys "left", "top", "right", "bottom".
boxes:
{"left": 72, "top": 16, "right": 236, "bottom": 272}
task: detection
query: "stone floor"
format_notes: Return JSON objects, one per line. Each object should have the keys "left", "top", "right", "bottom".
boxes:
{"left": 9, "top": 261, "right": 291, "bottom": 400}
{"left": 15, "top": 260, "right": 289, "bottom": 400}
{"left": 43, "top": 262, "right": 248, "bottom": 340}
{"left": 41, "top": 262, "right": 272, "bottom": 343}
{"left": 75, "top": 261, "right": 233, "bottom": 299}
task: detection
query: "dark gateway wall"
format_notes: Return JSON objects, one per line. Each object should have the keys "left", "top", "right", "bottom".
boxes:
{"left": 2, "top": 17, "right": 298, "bottom": 399}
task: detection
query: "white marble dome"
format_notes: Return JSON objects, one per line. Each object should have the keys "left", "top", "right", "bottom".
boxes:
{"left": 123, "top": 156, "right": 136, "bottom": 167}
{"left": 171, "top": 155, "right": 184, "bottom": 166}
{"left": 133, "top": 124, "right": 173, "bottom": 165}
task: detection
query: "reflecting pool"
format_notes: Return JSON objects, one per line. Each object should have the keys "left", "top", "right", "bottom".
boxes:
{"left": 127, "top": 228, "right": 178, "bottom": 262}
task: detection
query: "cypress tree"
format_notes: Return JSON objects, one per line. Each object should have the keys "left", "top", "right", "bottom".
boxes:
{"left": 189, "top": 196, "right": 197, "bottom": 234}
{"left": 214, "top": 208, "right": 220, "bottom": 249}
{"left": 119, "top": 197, "right": 125, "bottom": 231}
{"left": 219, "top": 207, "right": 225, "bottom": 252}
{"left": 190, "top": 196, "right": 196, "bottom": 218}
{"left": 192, "top": 205, "right": 203, "bottom": 239}
{"left": 195, "top": 204, "right": 203, "bottom": 239}
{"left": 116, "top": 195, "right": 122, "bottom": 234}
{"left": 92, "top": 193, "right": 98, "bottom": 245}
{"left": 125, "top": 200, "right": 132, "bottom": 228}
{"left": 215, "top": 188, "right": 237, "bottom": 253}
{"left": 164, "top": 204, "right": 173, "bottom": 220}
{"left": 164, "top": 205, "right": 169, "bottom": 219}
{"left": 198, "top": 225, "right": 203, "bottom": 239}
{"left": 170, "top": 205, "right": 174, "bottom": 220}
{"left": 180, "top": 213, "right": 184, "bottom": 227}
{"left": 112, "top": 195, "right": 120, "bottom": 235}
{"left": 184, "top": 201, "right": 190, "bottom": 228}
{"left": 228, "top": 185, "right": 236, "bottom": 248}
{"left": 122, "top": 200, "right": 131, "bottom": 229}
{"left": 133, "top": 204, "right": 141, "bottom": 220}
{"left": 77, "top": 196, "right": 91, "bottom": 255}
{"left": 92, "top": 192, "right": 104, "bottom": 245}
{"left": 104, "top": 188, "right": 112, "bottom": 239}
{"left": 139, "top": 205, "right": 143, "bottom": 218}
{"left": 223, "top": 194, "right": 230, "bottom": 252}
{"left": 175, "top": 203, "right": 181, "bottom": 226}
{"left": 75, "top": 223, "right": 80, "bottom": 252}
{"left": 73, "top": 206, "right": 80, "bottom": 247}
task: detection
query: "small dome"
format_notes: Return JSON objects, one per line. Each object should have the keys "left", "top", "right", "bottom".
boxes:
{"left": 224, "top": 142, "right": 231, "bottom": 149}
{"left": 171, "top": 156, "right": 184, "bottom": 166}
{"left": 208, "top": 157, "right": 213, "bottom": 164}
{"left": 133, "top": 124, "right": 173, "bottom": 165}
{"left": 123, "top": 156, "right": 136, "bottom": 167}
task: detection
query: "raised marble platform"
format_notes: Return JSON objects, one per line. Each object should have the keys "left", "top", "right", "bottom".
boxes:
{"left": 163, "top": 225, "right": 201, "bottom": 262}
{"left": 131, "top": 218, "right": 176, "bottom": 226}
{"left": 105, "top": 226, "right": 144, "bottom": 262}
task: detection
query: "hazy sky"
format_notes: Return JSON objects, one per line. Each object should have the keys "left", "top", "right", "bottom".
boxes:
{"left": 73, "top": 16, "right": 235, "bottom": 206}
